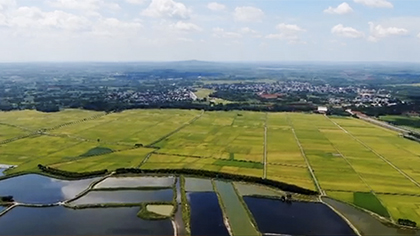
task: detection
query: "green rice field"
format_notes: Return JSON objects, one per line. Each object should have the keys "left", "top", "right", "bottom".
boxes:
{"left": 1, "top": 109, "right": 420, "bottom": 224}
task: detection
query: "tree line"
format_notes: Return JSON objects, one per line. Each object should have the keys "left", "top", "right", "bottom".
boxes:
{"left": 114, "top": 168, "right": 318, "bottom": 195}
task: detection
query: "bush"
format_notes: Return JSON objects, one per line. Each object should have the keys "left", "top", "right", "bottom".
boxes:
{"left": 398, "top": 218, "right": 417, "bottom": 227}
{"left": 0, "top": 196, "right": 14, "bottom": 202}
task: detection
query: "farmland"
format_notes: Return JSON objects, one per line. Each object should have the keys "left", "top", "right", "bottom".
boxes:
{"left": 1, "top": 109, "right": 420, "bottom": 224}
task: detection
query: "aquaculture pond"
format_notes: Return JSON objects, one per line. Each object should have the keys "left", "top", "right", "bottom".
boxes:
{"left": 95, "top": 177, "right": 175, "bottom": 189}
{"left": 188, "top": 192, "right": 230, "bottom": 236}
{"left": 70, "top": 189, "right": 173, "bottom": 205}
{"left": 324, "top": 197, "right": 420, "bottom": 236}
{"left": 0, "top": 206, "right": 173, "bottom": 235}
{"left": 1, "top": 174, "right": 405, "bottom": 236}
{"left": 0, "top": 174, "right": 99, "bottom": 204}
{"left": 244, "top": 196, "right": 357, "bottom": 235}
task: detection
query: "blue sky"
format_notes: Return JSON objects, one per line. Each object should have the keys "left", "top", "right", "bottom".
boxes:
{"left": 0, "top": 0, "right": 419, "bottom": 62}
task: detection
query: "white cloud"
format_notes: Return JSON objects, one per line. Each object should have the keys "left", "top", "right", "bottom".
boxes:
{"left": 368, "top": 22, "right": 408, "bottom": 42}
{"left": 48, "top": 0, "right": 120, "bottom": 11}
{"left": 331, "top": 24, "right": 364, "bottom": 38}
{"left": 0, "top": 0, "right": 15, "bottom": 12}
{"left": 324, "top": 2, "right": 353, "bottom": 14}
{"left": 212, "top": 27, "right": 242, "bottom": 38}
{"left": 207, "top": 2, "right": 225, "bottom": 11}
{"left": 353, "top": 0, "right": 393, "bottom": 8}
{"left": 5, "top": 6, "right": 91, "bottom": 31}
{"left": 171, "top": 21, "right": 201, "bottom": 32}
{"left": 234, "top": 6, "right": 264, "bottom": 22}
{"left": 239, "top": 27, "right": 256, "bottom": 34}
{"left": 125, "top": 0, "right": 147, "bottom": 5}
{"left": 92, "top": 17, "right": 142, "bottom": 36}
{"left": 142, "top": 0, "right": 190, "bottom": 19}
{"left": 266, "top": 23, "right": 306, "bottom": 43}
{"left": 417, "top": 33, "right": 420, "bottom": 39}
{"left": 276, "top": 23, "right": 305, "bottom": 32}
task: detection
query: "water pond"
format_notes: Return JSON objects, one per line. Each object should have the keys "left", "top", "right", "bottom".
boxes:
{"left": 95, "top": 176, "right": 175, "bottom": 189}
{"left": 0, "top": 174, "right": 99, "bottom": 204}
{"left": 0, "top": 206, "right": 173, "bottom": 235}
{"left": 188, "top": 192, "right": 229, "bottom": 236}
{"left": 244, "top": 196, "right": 356, "bottom": 235}
{"left": 70, "top": 189, "right": 173, "bottom": 205}
{"left": 324, "top": 197, "right": 420, "bottom": 236}
{"left": 185, "top": 178, "right": 213, "bottom": 192}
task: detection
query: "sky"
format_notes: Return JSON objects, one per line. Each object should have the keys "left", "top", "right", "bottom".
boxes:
{"left": 0, "top": 0, "right": 419, "bottom": 62}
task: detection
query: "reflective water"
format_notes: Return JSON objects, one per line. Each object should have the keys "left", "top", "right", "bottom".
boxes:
{"left": 0, "top": 174, "right": 99, "bottom": 204}
{"left": 95, "top": 176, "right": 175, "bottom": 189}
{"left": 185, "top": 178, "right": 213, "bottom": 192}
{"left": 244, "top": 196, "right": 356, "bottom": 235}
{"left": 189, "top": 192, "right": 229, "bottom": 236}
{"left": 0, "top": 169, "right": 5, "bottom": 177}
{"left": 324, "top": 197, "right": 420, "bottom": 236}
{"left": 0, "top": 206, "right": 173, "bottom": 235}
{"left": 71, "top": 189, "right": 173, "bottom": 205}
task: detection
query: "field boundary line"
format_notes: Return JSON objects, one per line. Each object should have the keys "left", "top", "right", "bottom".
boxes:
{"left": 286, "top": 114, "right": 325, "bottom": 196}
{"left": 326, "top": 115, "right": 420, "bottom": 190}
{"left": 147, "top": 110, "right": 204, "bottom": 147}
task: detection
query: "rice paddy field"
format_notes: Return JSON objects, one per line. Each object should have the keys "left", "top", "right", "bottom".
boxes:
{"left": 1, "top": 109, "right": 420, "bottom": 224}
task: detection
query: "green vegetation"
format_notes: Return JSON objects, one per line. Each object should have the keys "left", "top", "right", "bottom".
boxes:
{"left": 180, "top": 176, "right": 191, "bottom": 235}
{"left": 137, "top": 203, "right": 173, "bottom": 220}
{"left": 80, "top": 147, "right": 113, "bottom": 157}
{"left": 353, "top": 192, "right": 390, "bottom": 218}
{"left": 213, "top": 180, "right": 260, "bottom": 236}
{"left": 194, "top": 88, "right": 215, "bottom": 99}
{"left": 2, "top": 109, "right": 420, "bottom": 224}
{"left": 379, "top": 115, "right": 420, "bottom": 132}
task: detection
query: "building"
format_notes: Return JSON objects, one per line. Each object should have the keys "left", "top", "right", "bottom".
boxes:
{"left": 317, "top": 106, "right": 328, "bottom": 113}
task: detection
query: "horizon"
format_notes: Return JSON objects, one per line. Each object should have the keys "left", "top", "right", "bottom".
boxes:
{"left": 0, "top": 0, "right": 419, "bottom": 62}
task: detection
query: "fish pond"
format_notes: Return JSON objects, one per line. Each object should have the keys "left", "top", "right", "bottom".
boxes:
{"left": 70, "top": 189, "right": 173, "bottom": 206}
{"left": 0, "top": 206, "right": 173, "bottom": 235}
{"left": 0, "top": 174, "right": 411, "bottom": 235}
{"left": 0, "top": 174, "right": 99, "bottom": 204}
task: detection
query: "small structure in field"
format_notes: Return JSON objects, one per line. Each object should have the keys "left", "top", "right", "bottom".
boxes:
{"left": 317, "top": 106, "right": 328, "bottom": 114}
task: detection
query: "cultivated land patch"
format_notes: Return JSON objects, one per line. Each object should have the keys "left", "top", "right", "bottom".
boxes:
{"left": 1, "top": 109, "right": 420, "bottom": 224}
{"left": 0, "top": 109, "right": 102, "bottom": 131}
{"left": 156, "top": 111, "right": 265, "bottom": 162}
{"left": 53, "top": 109, "right": 200, "bottom": 146}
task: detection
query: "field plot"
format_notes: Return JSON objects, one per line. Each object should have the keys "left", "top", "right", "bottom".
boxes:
{"left": 142, "top": 153, "right": 263, "bottom": 177}
{"left": 7, "top": 141, "right": 130, "bottom": 173}
{"left": 52, "top": 147, "right": 155, "bottom": 172}
{"left": 0, "top": 135, "right": 80, "bottom": 166}
{"left": 378, "top": 195, "right": 420, "bottom": 224}
{"left": 0, "top": 109, "right": 101, "bottom": 131}
{"left": 53, "top": 109, "right": 200, "bottom": 146}
{"left": 156, "top": 111, "right": 264, "bottom": 162}
{"left": 0, "top": 125, "right": 29, "bottom": 142}
{"left": 288, "top": 113, "right": 369, "bottom": 192}
{"left": 331, "top": 117, "right": 420, "bottom": 188}
{"left": 267, "top": 165, "right": 315, "bottom": 191}
{"left": 380, "top": 115, "right": 420, "bottom": 133}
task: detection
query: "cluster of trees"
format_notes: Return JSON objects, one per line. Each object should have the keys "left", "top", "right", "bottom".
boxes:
{"left": 0, "top": 196, "right": 14, "bottom": 202}
{"left": 398, "top": 218, "right": 417, "bottom": 227}
{"left": 37, "top": 164, "right": 107, "bottom": 178}
{"left": 114, "top": 168, "right": 318, "bottom": 195}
